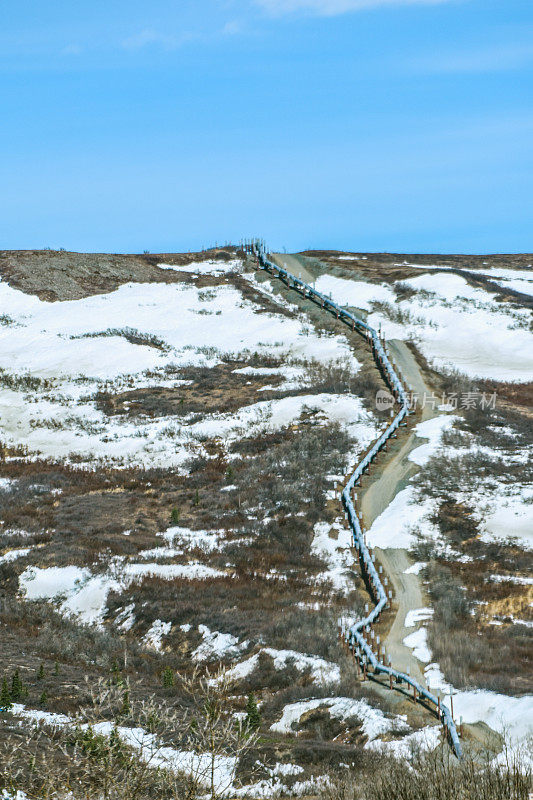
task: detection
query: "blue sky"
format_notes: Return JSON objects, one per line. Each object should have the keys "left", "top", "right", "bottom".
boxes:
{"left": 1, "top": 0, "right": 531, "bottom": 253}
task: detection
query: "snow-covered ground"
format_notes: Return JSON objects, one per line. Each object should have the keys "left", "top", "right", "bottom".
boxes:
{"left": 422, "top": 662, "right": 533, "bottom": 761}
{"left": 311, "top": 520, "right": 357, "bottom": 593}
{"left": 219, "top": 647, "right": 340, "bottom": 687}
{"left": 367, "top": 413, "right": 533, "bottom": 552}
{"left": 474, "top": 267, "right": 533, "bottom": 298}
{"left": 402, "top": 627, "right": 431, "bottom": 663}
{"left": 158, "top": 258, "right": 242, "bottom": 276}
{"left": 18, "top": 559, "right": 227, "bottom": 626}
{"left": 478, "top": 491, "right": 533, "bottom": 550}
{"left": 0, "top": 264, "right": 374, "bottom": 468}
{"left": 314, "top": 275, "right": 394, "bottom": 311}
{"left": 0, "top": 546, "right": 32, "bottom": 564}
{"left": 8, "top": 702, "right": 240, "bottom": 796}
{"left": 270, "top": 696, "right": 409, "bottom": 740}
{"left": 366, "top": 725, "right": 441, "bottom": 759}
{"left": 143, "top": 619, "right": 172, "bottom": 651}
{"left": 366, "top": 416, "right": 455, "bottom": 550}
{"left": 192, "top": 625, "right": 249, "bottom": 662}
{"left": 367, "top": 271, "right": 533, "bottom": 381}
{"left": 137, "top": 525, "right": 227, "bottom": 558}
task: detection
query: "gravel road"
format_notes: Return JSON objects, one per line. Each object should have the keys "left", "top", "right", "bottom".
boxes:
{"left": 360, "top": 339, "right": 438, "bottom": 685}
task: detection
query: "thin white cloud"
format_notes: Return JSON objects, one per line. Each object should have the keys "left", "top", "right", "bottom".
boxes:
{"left": 255, "top": 0, "right": 453, "bottom": 16}
{"left": 222, "top": 19, "right": 244, "bottom": 35}
{"left": 121, "top": 22, "right": 243, "bottom": 51}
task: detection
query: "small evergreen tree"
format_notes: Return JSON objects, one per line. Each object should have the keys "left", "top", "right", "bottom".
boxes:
{"left": 162, "top": 667, "right": 175, "bottom": 688}
{"left": 171, "top": 506, "right": 180, "bottom": 524}
{"left": 245, "top": 693, "right": 260, "bottom": 730}
{"left": 54, "top": 661, "right": 60, "bottom": 676}
{"left": 109, "top": 726, "right": 127, "bottom": 766}
{"left": 111, "top": 660, "right": 124, "bottom": 687}
{"left": 11, "top": 670, "right": 23, "bottom": 701}
{"left": 37, "top": 663, "right": 45, "bottom": 681}
{"left": 0, "top": 678, "right": 12, "bottom": 711}
{"left": 39, "top": 690, "right": 48, "bottom": 707}
{"left": 120, "top": 689, "right": 131, "bottom": 716}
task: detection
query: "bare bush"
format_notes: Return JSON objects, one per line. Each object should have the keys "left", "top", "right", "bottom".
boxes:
{"left": 0, "top": 669, "right": 258, "bottom": 800}
{"left": 235, "top": 424, "right": 352, "bottom": 519}
{"left": 321, "top": 743, "right": 532, "bottom": 800}
{"left": 425, "top": 562, "right": 471, "bottom": 629}
{"left": 392, "top": 282, "right": 417, "bottom": 301}
{"left": 71, "top": 327, "right": 171, "bottom": 352}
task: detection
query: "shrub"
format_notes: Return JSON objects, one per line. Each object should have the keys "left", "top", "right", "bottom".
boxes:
{"left": 162, "top": 667, "right": 175, "bottom": 688}
{"left": 425, "top": 562, "right": 471, "bottom": 628}
{"left": 321, "top": 743, "right": 532, "bottom": 800}
{"left": 245, "top": 693, "right": 261, "bottom": 730}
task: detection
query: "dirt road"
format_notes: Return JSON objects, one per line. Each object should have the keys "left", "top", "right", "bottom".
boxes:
{"left": 360, "top": 339, "right": 438, "bottom": 684}
{"left": 271, "top": 253, "right": 315, "bottom": 284}
{"left": 267, "top": 256, "right": 438, "bottom": 686}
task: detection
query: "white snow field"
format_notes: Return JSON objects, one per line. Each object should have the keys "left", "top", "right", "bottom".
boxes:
{"left": 313, "top": 275, "right": 394, "bottom": 311}
{"left": 367, "top": 271, "right": 533, "bottom": 381}
{"left": 478, "top": 491, "right": 533, "bottom": 550}
{"left": 476, "top": 266, "right": 533, "bottom": 297}
{"left": 0, "top": 262, "right": 377, "bottom": 469}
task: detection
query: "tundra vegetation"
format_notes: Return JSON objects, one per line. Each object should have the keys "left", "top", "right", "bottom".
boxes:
{"left": 0, "top": 247, "right": 532, "bottom": 797}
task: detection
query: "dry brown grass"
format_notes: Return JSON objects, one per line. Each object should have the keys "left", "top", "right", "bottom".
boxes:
{"left": 0, "top": 247, "right": 239, "bottom": 301}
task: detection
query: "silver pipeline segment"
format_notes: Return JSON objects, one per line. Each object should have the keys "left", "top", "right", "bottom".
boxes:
{"left": 252, "top": 242, "right": 462, "bottom": 759}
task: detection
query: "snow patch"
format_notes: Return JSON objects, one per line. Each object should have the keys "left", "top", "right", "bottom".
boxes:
{"left": 0, "top": 547, "right": 31, "bottom": 564}
{"left": 192, "top": 625, "right": 248, "bottom": 662}
{"left": 158, "top": 258, "right": 242, "bottom": 276}
{"left": 409, "top": 415, "right": 458, "bottom": 467}
{"left": 313, "top": 275, "right": 394, "bottom": 311}
{"left": 368, "top": 272, "right": 533, "bottom": 382}
{"left": 270, "top": 696, "right": 409, "bottom": 741}
{"left": 404, "top": 607, "right": 434, "bottom": 627}
{"left": 143, "top": 620, "right": 172, "bottom": 652}
{"left": 366, "top": 725, "right": 441, "bottom": 758}
{"left": 366, "top": 486, "right": 438, "bottom": 550}
{"left": 403, "top": 627, "right": 431, "bottom": 663}
{"left": 221, "top": 648, "right": 340, "bottom": 687}
{"left": 311, "top": 521, "right": 355, "bottom": 593}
